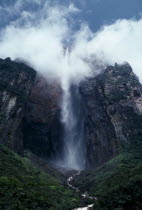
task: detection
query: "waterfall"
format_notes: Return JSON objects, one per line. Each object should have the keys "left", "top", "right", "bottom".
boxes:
{"left": 59, "top": 48, "right": 86, "bottom": 170}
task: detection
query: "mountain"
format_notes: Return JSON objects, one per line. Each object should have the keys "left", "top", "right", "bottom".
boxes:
{"left": 22, "top": 61, "right": 142, "bottom": 169}
{"left": 0, "top": 58, "right": 36, "bottom": 155}
{"left": 0, "top": 58, "right": 142, "bottom": 209}
{"left": 23, "top": 75, "right": 62, "bottom": 159}
{"left": 79, "top": 63, "right": 142, "bottom": 168}
{"left": 0, "top": 58, "right": 80, "bottom": 209}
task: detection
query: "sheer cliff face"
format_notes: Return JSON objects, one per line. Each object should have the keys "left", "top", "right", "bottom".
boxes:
{"left": 1, "top": 57, "right": 141, "bottom": 169}
{"left": 22, "top": 63, "right": 142, "bottom": 169}
{"left": 23, "top": 76, "right": 63, "bottom": 159}
{"left": 0, "top": 58, "right": 36, "bottom": 155}
{"left": 80, "top": 63, "right": 142, "bottom": 168}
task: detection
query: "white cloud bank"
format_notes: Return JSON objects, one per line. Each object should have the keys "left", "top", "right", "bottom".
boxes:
{"left": 0, "top": 1, "right": 142, "bottom": 87}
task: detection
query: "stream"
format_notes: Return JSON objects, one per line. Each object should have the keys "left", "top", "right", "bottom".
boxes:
{"left": 67, "top": 171, "right": 97, "bottom": 210}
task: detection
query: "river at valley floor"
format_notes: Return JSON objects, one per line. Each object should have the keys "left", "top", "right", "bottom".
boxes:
{"left": 66, "top": 170, "right": 97, "bottom": 210}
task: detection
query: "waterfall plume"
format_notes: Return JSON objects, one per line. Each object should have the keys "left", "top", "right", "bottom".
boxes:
{"left": 59, "top": 48, "right": 86, "bottom": 170}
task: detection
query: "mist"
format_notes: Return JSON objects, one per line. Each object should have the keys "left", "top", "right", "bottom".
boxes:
{"left": 0, "top": 1, "right": 142, "bottom": 84}
{"left": 0, "top": 0, "right": 142, "bottom": 170}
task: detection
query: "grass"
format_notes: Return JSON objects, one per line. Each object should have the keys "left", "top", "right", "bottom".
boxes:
{"left": 0, "top": 145, "right": 80, "bottom": 210}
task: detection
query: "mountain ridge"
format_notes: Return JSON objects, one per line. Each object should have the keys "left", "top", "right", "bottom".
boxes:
{"left": 0, "top": 57, "right": 142, "bottom": 209}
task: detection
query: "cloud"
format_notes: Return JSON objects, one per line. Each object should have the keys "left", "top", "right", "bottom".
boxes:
{"left": 0, "top": 1, "right": 89, "bottom": 88}
{"left": 87, "top": 18, "right": 142, "bottom": 80}
{"left": 72, "top": 18, "right": 142, "bottom": 81}
{"left": 0, "top": 0, "right": 142, "bottom": 89}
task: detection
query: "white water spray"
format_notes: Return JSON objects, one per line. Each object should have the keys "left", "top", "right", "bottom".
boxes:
{"left": 60, "top": 48, "right": 86, "bottom": 170}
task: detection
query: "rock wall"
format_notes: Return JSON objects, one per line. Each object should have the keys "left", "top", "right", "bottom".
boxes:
{"left": 1, "top": 58, "right": 139, "bottom": 169}
{"left": 0, "top": 58, "right": 36, "bottom": 155}
{"left": 22, "top": 62, "right": 142, "bottom": 169}
{"left": 80, "top": 63, "right": 142, "bottom": 168}
{"left": 23, "top": 75, "right": 63, "bottom": 159}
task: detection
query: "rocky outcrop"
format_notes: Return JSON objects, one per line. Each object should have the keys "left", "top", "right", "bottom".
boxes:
{"left": 22, "top": 62, "right": 142, "bottom": 169}
{"left": 23, "top": 75, "right": 63, "bottom": 159}
{"left": 80, "top": 63, "right": 142, "bottom": 168}
{"left": 1, "top": 56, "right": 141, "bottom": 171}
{"left": 0, "top": 58, "right": 36, "bottom": 155}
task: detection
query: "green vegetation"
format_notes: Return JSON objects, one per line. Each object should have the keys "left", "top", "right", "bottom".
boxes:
{"left": 0, "top": 145, "right": 80, "bottom": 210}
{"left": 73, "top": 101, "right": 142, "bottom": 209}
{"left": 73, "top": 144, "right": 142, "bottom": 210}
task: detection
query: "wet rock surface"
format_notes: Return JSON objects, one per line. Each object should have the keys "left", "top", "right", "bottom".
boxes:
{"left": 0, "top": 58, "right": 36, "bottom": 155}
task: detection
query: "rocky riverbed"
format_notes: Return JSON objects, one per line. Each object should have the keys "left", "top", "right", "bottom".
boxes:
{"left": 67, "top": 170, "right": 97, "bottom": 210}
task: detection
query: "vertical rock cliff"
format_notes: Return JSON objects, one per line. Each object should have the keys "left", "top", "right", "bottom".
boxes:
{"left": 22, "top": 62, "right": 142, "bottom": 169}
{"left": 0, "top": 58, "right": 36, "bottom": 155}
{"left": 23, "top": 75, "right": 63, "bottom": 160}
{"left": 80, "top": 63, "right": 142, "bottom": 168}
